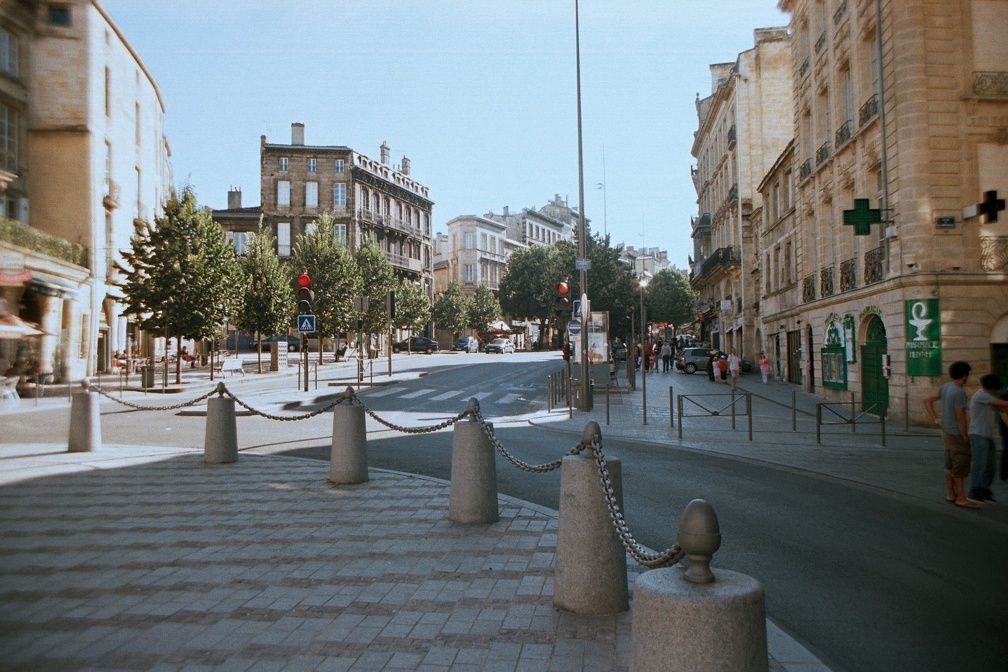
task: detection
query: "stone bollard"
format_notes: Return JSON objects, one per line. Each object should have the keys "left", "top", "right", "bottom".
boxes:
{"left": 330, "top": 386, "right": 368, "bottom": 484}
{"left": 630, "top": 499, "right": 768, "bottom": 672}
{"left": 449, "top": 398, "right": 498, "bottom": 524}
{"left": 68, "top": 379, "right": 101, "bottom": 453}
{"left": 553, "top": 421, "right": 629, "bottom": 615}
{"left": 204, "top": 383, "right": 238, "bottom": 464}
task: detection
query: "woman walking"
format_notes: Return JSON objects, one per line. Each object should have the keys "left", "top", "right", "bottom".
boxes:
{"left": 759, "top": 352, "right": 769, "bottom": 384}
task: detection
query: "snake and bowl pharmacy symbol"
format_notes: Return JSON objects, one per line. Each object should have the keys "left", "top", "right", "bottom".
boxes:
{"left": 904, "top": 299, "right": 941, "bottom": 376}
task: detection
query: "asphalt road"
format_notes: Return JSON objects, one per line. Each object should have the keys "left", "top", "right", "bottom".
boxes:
{"left": 3, "top": 352, "right": 1006, "bottom": 672}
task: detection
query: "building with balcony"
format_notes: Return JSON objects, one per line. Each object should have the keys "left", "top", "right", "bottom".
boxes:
{"left": 689, "top": 27, "right": 793, "bottom": 354}
{"left": 434, "top": 215, "right": 510, "bottom": 299}
{"left": 1, "top": 0, "right": 172, "bottom": 380}
{"left": 773, "top": 0, "right": 1008, "bottom": 423}
{"left": 214, "top": 123, "right": 434, "bottom": 300}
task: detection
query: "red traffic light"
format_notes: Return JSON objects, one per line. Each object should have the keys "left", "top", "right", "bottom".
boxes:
{"left": 556, "top": 281, "right": 569, "bottom": 295}
{"left": 297, "top": 273, "right": 311, "bottom": 287}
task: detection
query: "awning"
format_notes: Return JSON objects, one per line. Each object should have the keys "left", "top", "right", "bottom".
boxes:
{"left": 26, "top": 271, "right": 80, "bottom": 298}
{"left": 0, "top": 269, "right": 32, "bottom": 285}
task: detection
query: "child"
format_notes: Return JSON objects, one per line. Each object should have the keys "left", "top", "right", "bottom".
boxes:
{"left": 966, "top": 374, "right": 1008, "bottom": 503}
{"left": 759, "top": 353, "right": 769, "bottom": 384}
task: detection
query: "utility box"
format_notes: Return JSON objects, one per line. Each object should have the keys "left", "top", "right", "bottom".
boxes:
{"left": 270, "top": 341, "right": 288, "bottom": 372}
{"left": 140, "top": 365, "right": 154, "bottom": 389}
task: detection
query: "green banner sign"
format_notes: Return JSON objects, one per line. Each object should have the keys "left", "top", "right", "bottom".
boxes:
{"left": 905, "top": 299, "right": 941, "bottom": 376}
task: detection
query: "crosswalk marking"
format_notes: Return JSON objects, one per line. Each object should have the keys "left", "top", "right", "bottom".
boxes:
{"left": 473, "top": 391, "right": 494, "bottom": 401}
{"left": 365, "top": 386, "right": 407, "bottom": 398}
{"left": 400, "top": 388, "right": 435, "bottom": 399}
{"left": 430, "top": 390, "right": 464, "bottom": 401}
{"left": 497, "top": 393, "right": 522, "bottom": 404}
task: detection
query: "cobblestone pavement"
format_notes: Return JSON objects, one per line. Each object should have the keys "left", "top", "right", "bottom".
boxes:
{"left": 0, "top": 444, "right": 826, "bottom": 671}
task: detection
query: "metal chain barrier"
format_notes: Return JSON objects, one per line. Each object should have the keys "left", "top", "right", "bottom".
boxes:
{"left": 590, "top": 435, "right": 684, "bottom": 569}
{"left": 472, "top": 408, "right": 586, "bottom": 473}
{"left": 354, "top": 393, "right": 468, "bottom": 434}
{"left": 88, "top": 383, "right": 218, "bottom": 412}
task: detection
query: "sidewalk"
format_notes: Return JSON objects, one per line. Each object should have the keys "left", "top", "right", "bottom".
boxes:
{"left": 0, "top": 443, "right": 827, "bottom": 671}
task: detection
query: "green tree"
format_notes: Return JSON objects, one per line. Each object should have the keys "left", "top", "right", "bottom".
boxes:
{"left": 232, "top": 219, "right": 295, "bottom": 373}
{"left": 432, "top": 281, "right": 469, "bottom": 337}
{"left": 392, "top": 279, "right": 431, "bottom": 337}
{"left": 354, "top": 239, "right": 396, "bottom": 337}
{"left": 468, "top": 283, "right": 501, "bottom": 335}
{"left": 645, "top": 268, "right": 698, "bottom": 337}
{"left": 556, "top": 232, "right": 639, "bottom": 339}
{"left": 118, "top": 187, "right": 242, "bottom": 384}
{"left": 292, "top": 211, "right": 361, "bottom": 363}
{"left": 499, "top": 244, "right": 563, "bottom": 345}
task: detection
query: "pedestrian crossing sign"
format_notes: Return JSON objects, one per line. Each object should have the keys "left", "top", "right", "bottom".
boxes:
{"left": 298, "top": 315, "right": 316, "bottom": 333}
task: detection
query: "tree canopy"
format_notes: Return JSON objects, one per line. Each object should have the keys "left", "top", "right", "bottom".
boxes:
{"left": 645, "top": 268, "right": 698, "bottom": 334}
{"left": 468, "top": 283, "right": 501, "bottom": 334}
{"left": 432, "top": 281, "right": 469, "bottom": 337}
{"left": 392, "top": 279, "right": 431, "bottom": 335}
{"left": 498, "top": 244, "right": 563, "bottom": 343}
{"left": 556, "top": 230, "right": 639, "bottom": 339}
{"left": 232, "top": 219, "right": 295, "bottom": 372}
{"left": 354, "top": 239, "right": 396, "bottom": 336}
{"left": 117, "top": 187, "right": 241, "bottom": 383}
{"left": 291, "top": 211, "right": 361, "bottom": 353}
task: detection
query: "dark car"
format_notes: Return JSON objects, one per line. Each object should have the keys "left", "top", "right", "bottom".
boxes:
{"left": 249, "top": 335, "right": 300, "bottom": 352}
{"left": 675, "top": 347, "right": 712, "bottom": 374}
{"left": 453, "top": 336, "right": 479, "bottom": 353}
{"left": 611, "top": 342, "right": 627, "bottom": 362}
{"left": 392, "top": 336, "right": 438, "bottom": 354}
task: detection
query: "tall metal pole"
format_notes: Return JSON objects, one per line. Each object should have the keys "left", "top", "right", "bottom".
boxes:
{"left": 640, "top": 282, "right": 647, "bottom": 425}
{"left": 574, "top": 0, "right": 590, "bottom": 411}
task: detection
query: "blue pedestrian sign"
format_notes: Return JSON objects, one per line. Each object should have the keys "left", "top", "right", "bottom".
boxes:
{"left": 568, "top": 319, "right": 582, "bottom": 336}
{"left": 298, "top": 315, "right": 316, "bottom": 333}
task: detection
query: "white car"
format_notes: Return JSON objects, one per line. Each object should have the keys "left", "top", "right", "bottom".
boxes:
{"left": 485, "top": 338, "right": 515, "bottom": 354}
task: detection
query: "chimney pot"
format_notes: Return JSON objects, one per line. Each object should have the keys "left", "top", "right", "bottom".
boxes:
{"left": 292, "top": 123, "right": 305, "bottom": 146}
{"left": 227, "top": 188, "right": 242, "bottom": 210}
{"left": 380, "top": 141, "right": 390, "bottom": 165}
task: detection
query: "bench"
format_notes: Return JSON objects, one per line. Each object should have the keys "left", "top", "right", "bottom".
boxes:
{"left": 213, "top": 358, "right": 245, "bottom": 377}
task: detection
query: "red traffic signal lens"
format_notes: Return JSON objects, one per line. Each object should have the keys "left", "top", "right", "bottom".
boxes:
{"left": 556, "top": 281, "right": 569, "bottom": 295}
{"left": 297, "top": 273, "right": 311, "bottom": 287}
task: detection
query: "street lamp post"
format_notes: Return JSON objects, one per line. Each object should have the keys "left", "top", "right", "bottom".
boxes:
{"left": 574, "top": 0, "right": 590, "bottom": 411}
{"left": 640, "top": 278, "right": 647, "bottom": 425}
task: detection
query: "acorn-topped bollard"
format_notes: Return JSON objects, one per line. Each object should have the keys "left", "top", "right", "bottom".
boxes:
{"left": 630, "top": 499, "right": 768, "bottom": 672}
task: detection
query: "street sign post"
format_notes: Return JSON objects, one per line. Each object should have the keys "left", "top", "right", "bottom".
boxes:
{"left": 298, "top": 315, "right": 316, "bottom": 334}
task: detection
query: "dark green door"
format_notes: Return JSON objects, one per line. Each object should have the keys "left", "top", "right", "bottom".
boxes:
{"left": 861, "top": 315, "right": 888, "bottom": 416}
{"left": 992, "top": 343, "right": 1008, "bottom": 391}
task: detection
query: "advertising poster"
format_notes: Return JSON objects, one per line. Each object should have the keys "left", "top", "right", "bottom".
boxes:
{"left": 573, "top": 311, "right": 609, "bottom": 364}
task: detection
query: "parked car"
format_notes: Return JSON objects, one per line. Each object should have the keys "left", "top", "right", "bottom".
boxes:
{"left": 675, "top": 347, "right": 712, "bottom": 374}
{"left": 392, "top": 336, "right": 438, "bottom": 354}
{"left": 611, "top": 342, "right": 627, "bottom": 362}
{"left": 484, "top": 338, "right": 515, "bottom": 354}
{"left": 453, "top": 336, "right": 479, "bottom": 353}
{"left": 249, "top": 335, "right": 300, "bottom": 352}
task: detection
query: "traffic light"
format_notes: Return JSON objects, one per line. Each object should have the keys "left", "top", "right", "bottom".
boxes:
{"left": 297, "top": 272, "right": 314, "bottom": 315}
{"left": 555, "top": 280, "right": 570, "bottom": 316}
{"left": 387, "top": 290, "right": 396, "bottom": 320}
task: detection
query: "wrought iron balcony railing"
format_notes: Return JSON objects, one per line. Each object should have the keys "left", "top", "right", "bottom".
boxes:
{"left": 799, "top": 158, "right": 813, "bottom": 182}
{"left": 816, "top": 140, "right": 831, "bottom": 166}
{"left": 859, "top": 93, "right": 879, "bottom": 127}
{"left": 834, "top": 0, "right": 848, "bottom": 25}
{"left": 727, "top": 183, "right": 738, "bottom": 204}
{"left": 802, "top": 274, "right": 816, "bottom": 303}
{"left": 815, "top": 31, "right": 827, "bottom": 54}
{"left": 864, "top": 246, "right": 884, "bottom": 284}
{"left": 800, "top": 57, "right": 811, "bottom": 78}
{"left": 840, "top": 257, "right": 857, "bottom": 292}
{"left": 835, "top": 120, "right": 852, "bottom": 149}
{"left": 820, "top": 266, "right": 835, "bottom": 297}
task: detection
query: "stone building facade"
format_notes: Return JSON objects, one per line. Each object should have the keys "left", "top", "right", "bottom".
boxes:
{"left": 690, "top": 27, "right": 793, "bottom": 358}
{"left": 1, "top": 0, "right": 171, "bottom": 380}
{"left": 213, "top": 123, "right": 433, "bottom": 301}
{"left": 483, "top": 195, "right": 578, "bottom": 248}
{"left": 769, "top": 0, "right": 1008, "bottom": 423}
{"left": 436, "top": 215, "right": 509, "bottom": 298}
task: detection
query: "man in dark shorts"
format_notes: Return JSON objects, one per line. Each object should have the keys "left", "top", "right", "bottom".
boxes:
{"left": 924, "top": 361, "right": 976, "bottom": 508}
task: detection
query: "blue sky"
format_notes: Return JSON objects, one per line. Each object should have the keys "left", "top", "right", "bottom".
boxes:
{"left": 100, "top": 1, "right": 790, "bottom": 269}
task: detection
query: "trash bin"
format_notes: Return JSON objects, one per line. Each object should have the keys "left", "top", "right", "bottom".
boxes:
{"left": 141, "top": 365, "right": 154, "bottom": 389}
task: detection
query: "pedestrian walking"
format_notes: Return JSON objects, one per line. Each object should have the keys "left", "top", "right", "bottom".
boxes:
{"left": 661, "top": 340, "right": 672, "bottom": 373}
{"left": 923, "top": 361, "right": 977, "bottom": 508}
{"left": 967, "top": 374, "right": 1008, "bottom": 502}
{"left": 718, "top": 355, "right": 728, "bottom": 383}
{"left": 642, "top": 340, "right": 652, "bottom": 374}
{"left": 706, "top": 350, "right": 717, "bottom": 381}
{"left": 759, "top": 352, "right": 769, "bottom": 384}
{"left": 728, "top": 349, "right": 741, "bottom": 391}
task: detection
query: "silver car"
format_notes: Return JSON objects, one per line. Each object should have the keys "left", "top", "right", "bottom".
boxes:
{"left": 675, "top": 347, "right": 712, "bottom": 374}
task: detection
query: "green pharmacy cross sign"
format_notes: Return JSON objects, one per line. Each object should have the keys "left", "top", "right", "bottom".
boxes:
{"left": 843, "top": 198, "right": 883, "bottom": 236}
